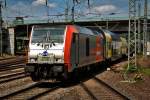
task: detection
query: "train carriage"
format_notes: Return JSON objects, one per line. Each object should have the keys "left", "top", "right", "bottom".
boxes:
{"left": 103, "top": 30, "right": 127, "bottom": 61}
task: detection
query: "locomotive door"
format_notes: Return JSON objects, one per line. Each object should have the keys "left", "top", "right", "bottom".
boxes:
{"left": 72, "top": 33, "right": 79, "bottom": 67}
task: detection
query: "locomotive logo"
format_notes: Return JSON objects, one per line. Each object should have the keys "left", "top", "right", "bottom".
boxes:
{"left": 42, "top": 50, "right": 48, "bottom": 56}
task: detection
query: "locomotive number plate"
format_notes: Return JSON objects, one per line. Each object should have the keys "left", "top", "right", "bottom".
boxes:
{"left": 38, "top": 53, "right": 54, "bottom": 63}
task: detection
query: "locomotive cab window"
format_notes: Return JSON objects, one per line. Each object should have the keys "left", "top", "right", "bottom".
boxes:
{"left": 86, "top": 37, "right": 90, "bottom": 56}
{"left": 31, "top": 26, "right": 65, "bottom": 44}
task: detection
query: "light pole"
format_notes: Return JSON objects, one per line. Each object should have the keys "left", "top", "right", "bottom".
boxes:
{"left": 143, "top": 0, "right": 148, "bottom": 57}
{"left": 71, "top": 0, "right": 75, "bottom": 23}
{"left": 45, "top": 0, "right": 49, "bottom": 22}
{"left": 106, "top": 17, "right": 109, "bottom": 30}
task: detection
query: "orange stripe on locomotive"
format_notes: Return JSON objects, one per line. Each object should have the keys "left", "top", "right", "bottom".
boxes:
{"left": 64, "top": 25, "right": 78, "bottom": 72}
{"left": 96, "top": 34, "right": 104, "bottom": 61}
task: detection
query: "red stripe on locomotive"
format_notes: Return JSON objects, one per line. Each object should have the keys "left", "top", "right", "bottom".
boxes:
{"left": 64, "top": 25, "right": 78, "bottom": 72}
{"left": 96, "top": 35, "right": 104, "bottom": 61}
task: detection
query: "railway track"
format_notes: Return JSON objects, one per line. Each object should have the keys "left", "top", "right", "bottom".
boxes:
{"left": 93, "top": 77, "right": 129, "bottom": 99}
{"left": 0, "top": 56, "right": 26, "bottom": 71}
{"left": 80, "top": 82, "right": 98, "bottom": 100}
{"left": 0, "top": 61, "right": 25, "bottom": 67}
{"left": 0, "top": 56, "right": 129, "bottom": 99}
{"left": 0, "top": 57, "right": 60, "bottom": 99}
{"left": 80, "top": 77, "right": 129, "bottom": 100}
{"left": 0, "top": 82, "right": 59, "bottom": 99}
{"left": 0, "top": 56, "right": 25, "bottom": 63}
{"left": 0, "top": 70, "right": 24, "bottom": 79}
{"left": 0, "top": 71, "right": 28, "bottom": 84}
{"left": 0, "top": 63, "right": 25, "bottom": 72}
{"left": 28, "top": 86, "right": 59, "bottom": 100}
{"left": 0, "top": 82, "right": 39, "bottom": 99}
{"left": 0, "top": 57, "right": 16, "bottom": 61}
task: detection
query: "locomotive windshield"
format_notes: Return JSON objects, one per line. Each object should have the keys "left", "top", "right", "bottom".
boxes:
{"left": 31, "top": 26, "right": 65, "bottom": 44}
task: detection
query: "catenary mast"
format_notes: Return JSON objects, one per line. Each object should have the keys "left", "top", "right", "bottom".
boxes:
{"left": 126, "top": 0, "right": 138, "bottom": 80}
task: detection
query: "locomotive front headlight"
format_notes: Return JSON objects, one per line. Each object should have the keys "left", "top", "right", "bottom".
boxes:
{"left": 55, "top": 56, "right": 64, "bottom": 63}
{"left": 56, "top": 58, "right": 63, "bottom": 63}
{"left": 30, "top": 58, "right": 36, "bottom": 63}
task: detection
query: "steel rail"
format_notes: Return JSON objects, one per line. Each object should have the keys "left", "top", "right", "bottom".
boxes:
{"left": 80, "top": 82, "right": 98, "bottom": 100}
{"left": 0, "top": 82, "right": 39, "bottom": 99}
{"left": 0, "top": 57, "right": 16, "bottom": 62}
{"left": 27, "top": 86, "right": 59, "bottom": 100}
{"left": 0, "top": 73, "right": 28, "bottom": 84}
{"left": 0, "top": 61, "right": 25, "bottom": 67}
{"left": 0, "top": 56, "right": 25, "bottom": 63}
{"left": 93, "top": 77, "right": 129, "bottom": 100}
{"left": 0, "top": 63, "right": 25, "bottom": 71}
{"left": 0, "top": 71, "right": 25, "bottom": 79}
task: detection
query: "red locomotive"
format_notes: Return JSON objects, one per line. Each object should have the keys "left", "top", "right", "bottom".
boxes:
{"left": 25, "top": 25, "right": 127, "bottom": 81}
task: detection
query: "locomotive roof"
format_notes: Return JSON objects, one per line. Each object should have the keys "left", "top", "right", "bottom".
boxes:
{"left": 33, "top": 24, "right": 102, "bottom": 36}
{"left": 33, "top": 25, "right": 66, "bottom": 29}
{"left": 75, "top": 25, "right": 95, "bottom": 35}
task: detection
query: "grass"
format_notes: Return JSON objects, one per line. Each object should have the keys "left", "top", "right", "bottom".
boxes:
{"left": 123, "top": 64, "right": 150, "bottom": 82}
{"left": 140, "top": 68, "right": 150, "bottom": 76}
{"left": 123, "top": 63, "right": 150, "bottom": 76}
{"left": 122, "top": 56, "right": 150, "bottom": 82}
{"left": 123, "top": 64, "right": 138, "bottom": 73}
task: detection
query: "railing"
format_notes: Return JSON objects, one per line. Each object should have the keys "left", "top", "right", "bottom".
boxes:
{"left": 6, "top": 16, "right": 150, "bottom": 27}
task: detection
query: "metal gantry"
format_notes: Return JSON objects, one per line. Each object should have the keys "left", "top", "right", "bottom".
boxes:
{"left": 65, "top": 0, "right": 69, "bottom": 22}
{"left": 126, "top": 0, "right": 148, "bottom": 81}
{"left": 128, "top": 0, "right": 137, "bottom": 71}
{"left": 137, "top": 1, "right": 141, "bottom": 54}
{"left": 0, "top": 0, "right": 6, "bottom": 56}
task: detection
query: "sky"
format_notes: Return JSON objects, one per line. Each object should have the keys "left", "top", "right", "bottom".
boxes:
{"left": 1, "top": 0, "right": 150, "bottom": 22}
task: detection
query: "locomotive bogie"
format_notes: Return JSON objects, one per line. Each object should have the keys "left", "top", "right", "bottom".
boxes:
{"left": 25, "top": 64, "right": 65, "bottom": 80}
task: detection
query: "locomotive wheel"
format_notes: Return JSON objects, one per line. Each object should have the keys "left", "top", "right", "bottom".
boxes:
{"left": 31, "top": 67, "right": 40, "bottom": 81}
{"left": 72, "top": 69, "right": 79, "bottom": 81}
{"left": 42, "top": 67, "right": 47, "bottom": 79}
{"left": 60, "top": 68, "right": 70, "bottom": 82}
{"left": 105, "top": 58, "right": 111, "bottom": 68}
{"left": 62, "top": 69, "right": 68, "bottom": 80}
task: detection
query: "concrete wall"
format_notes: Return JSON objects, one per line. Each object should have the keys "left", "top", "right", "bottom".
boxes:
{"left": 8, "top": 28, "right": 15, "bottom": 55}
{"left": 147, "top": 42, "right": 150, "bottom": 55}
